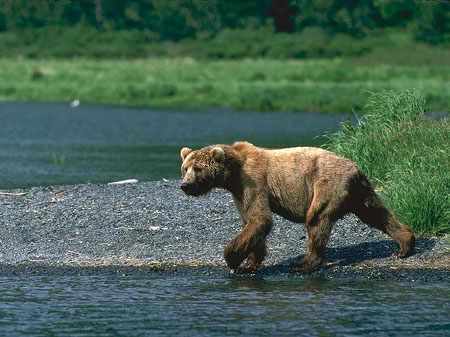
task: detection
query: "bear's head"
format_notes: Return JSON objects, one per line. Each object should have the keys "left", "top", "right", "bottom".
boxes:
{"left": 180, "top": 146, "right": 225, "bottom": 196}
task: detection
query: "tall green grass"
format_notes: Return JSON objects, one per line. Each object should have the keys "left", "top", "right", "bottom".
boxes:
{"left": 325, "top": 90, "right": 450, "bottom": 234}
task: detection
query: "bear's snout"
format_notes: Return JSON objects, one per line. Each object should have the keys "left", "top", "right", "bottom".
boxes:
{"left": 181, "top": 182, "right": 196, "bottom": 195}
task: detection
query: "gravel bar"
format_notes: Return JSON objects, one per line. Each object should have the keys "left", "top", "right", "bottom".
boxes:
{"left": 1, "top": 180, "right": 448, "bottom": 282}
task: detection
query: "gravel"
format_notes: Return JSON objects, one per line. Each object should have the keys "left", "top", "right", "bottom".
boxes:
{"left": 0, "top": 180, "right": 448, "bottom": 282}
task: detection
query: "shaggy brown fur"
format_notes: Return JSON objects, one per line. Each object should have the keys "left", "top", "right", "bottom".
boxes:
{"left": 180, "top": 142, "right": 415, "bottom": 273}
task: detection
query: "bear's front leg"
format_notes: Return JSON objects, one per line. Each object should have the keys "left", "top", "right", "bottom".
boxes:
{"left": 236, "top": 241, "right": 267, "bottom": 274}
{"left": 224, "top": 239, "right": 246, "bottom": 270}
{"left": 224, "top": 220, "right": 272, "bottom": 272}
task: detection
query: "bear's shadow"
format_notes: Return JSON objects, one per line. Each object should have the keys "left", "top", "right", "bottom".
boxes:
{"left": 261, "top": 237, "right": 436, "bottom": 274}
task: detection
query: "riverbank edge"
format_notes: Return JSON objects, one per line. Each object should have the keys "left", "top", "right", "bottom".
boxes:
{"left": 0, "top": 259, "right": 449, "bottom": 282}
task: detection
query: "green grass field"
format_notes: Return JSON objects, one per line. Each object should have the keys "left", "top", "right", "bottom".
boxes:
{"left": 0, "top": 57, "right": 448, "bottom": 113}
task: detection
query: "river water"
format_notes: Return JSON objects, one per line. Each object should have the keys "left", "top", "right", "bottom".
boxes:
{"left": 0, "top": 275, "right": 448, "bottom": 336}
{"left": 0, "top": 101, "right": 350, "bottom": 189}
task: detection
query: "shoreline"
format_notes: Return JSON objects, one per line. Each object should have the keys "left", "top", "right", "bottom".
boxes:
{"left": 1, "top": 180, "right": 449, "bottom": 281}
{"left": 0, "top": 260, "right": 448, "bottom": 283}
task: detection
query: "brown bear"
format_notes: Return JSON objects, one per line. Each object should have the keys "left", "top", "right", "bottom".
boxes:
{"left": 180, "top": 142, "right": 415, "bottom": 273}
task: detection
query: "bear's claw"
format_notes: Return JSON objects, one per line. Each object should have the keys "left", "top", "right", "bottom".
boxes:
{"left": 235, "top": 266, "right": 257, "bottom": 274}
{"left": 394, "top": 248, "right": 415, "bottom": 259}
{"left": 224, "top": 247, "right": 245, "bottom": 270}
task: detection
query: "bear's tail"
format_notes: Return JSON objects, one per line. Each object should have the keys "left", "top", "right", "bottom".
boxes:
{"left": 350, "top": 172, "right": 415, "bottom": 258}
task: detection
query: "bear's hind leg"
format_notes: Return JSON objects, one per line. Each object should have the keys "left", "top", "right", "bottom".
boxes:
{"left": 290, "top": 209, "right": 335, "bottom": 273}
{"left": 353, "top": 195, "right": 415, "bottom": 258}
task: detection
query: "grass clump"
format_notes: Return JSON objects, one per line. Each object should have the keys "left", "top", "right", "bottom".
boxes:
{"left": 325, "top": 90, "right": 450, "bottom": 235}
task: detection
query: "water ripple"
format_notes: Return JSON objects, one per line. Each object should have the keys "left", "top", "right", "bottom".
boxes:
{"left": 0, "top": 276, "right": 448, "bottom": 336}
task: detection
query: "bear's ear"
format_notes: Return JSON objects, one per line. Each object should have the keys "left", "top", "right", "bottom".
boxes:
{"left": 210, "top": 147, "right": 225, "bottom": 163}
{"left": 180, "top": 147, "right": 192, "bottom": 161}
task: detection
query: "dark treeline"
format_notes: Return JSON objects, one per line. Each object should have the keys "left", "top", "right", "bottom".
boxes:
{"left": 0, "top": 0, "right": 448, "bottom": 44}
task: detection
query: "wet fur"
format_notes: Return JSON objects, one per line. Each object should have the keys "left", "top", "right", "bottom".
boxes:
{"left": 181, "top": 142, "right": 415, "bottom": 273}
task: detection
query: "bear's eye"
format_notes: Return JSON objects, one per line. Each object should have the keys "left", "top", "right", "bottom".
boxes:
{"left": 194, "top": 167, "right": 203, "bottom": 174}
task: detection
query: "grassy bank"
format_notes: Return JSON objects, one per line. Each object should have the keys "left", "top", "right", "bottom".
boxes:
{"left": 325, "top": 90, "right": 450, "bottom": 235}
{"left": 0, "top": 58, "right": 448, "bottom": 113}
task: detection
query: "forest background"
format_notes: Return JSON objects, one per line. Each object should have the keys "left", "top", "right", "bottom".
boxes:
{"left": 0, "top": 0, "right": 448, "bottom": 113}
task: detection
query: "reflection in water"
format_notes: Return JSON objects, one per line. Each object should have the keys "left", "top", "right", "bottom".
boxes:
{"left": 0, "top": 102, "right": 353, "bottom": 188}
